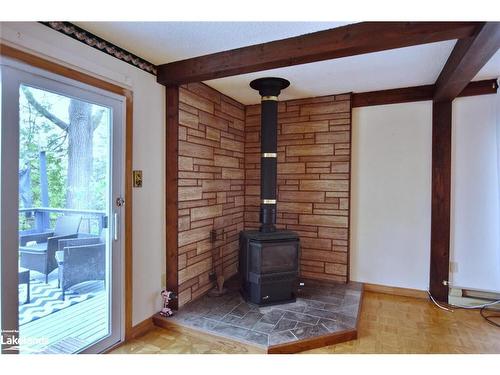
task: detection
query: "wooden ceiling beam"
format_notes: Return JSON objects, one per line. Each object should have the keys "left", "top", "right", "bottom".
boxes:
{"left": 157, "top": 22, "right": 480, "bottom": 86}
{"left": 352, "top": 78, "right": 498, "bottom": 108}
{"left": 434, "top": 22, "right": 500, "bottom": 102}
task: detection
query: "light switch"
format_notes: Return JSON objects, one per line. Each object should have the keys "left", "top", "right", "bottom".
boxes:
{"left": 133, "top": 170, "right": 143, "bottom": 187}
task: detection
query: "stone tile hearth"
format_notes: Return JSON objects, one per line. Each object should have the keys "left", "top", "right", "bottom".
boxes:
{"left": 162, "top": 277, "right": 363, "bottom": 351}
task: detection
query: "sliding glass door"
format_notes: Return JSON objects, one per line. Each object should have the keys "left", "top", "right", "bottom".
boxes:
{"left": 1, "top": 57, "right": 125, "bottom": 353}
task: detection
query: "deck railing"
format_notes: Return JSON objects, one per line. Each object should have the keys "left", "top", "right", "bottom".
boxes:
{"left": 19, "top": 207, "right": 107, "bottom": 235}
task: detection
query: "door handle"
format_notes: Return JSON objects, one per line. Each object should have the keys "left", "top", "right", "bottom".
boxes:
{"left": 114, "top": 197, "right": 124, "bottom": 241}
{"left": 114, "top": 213, "right": 119, "bottom": 241}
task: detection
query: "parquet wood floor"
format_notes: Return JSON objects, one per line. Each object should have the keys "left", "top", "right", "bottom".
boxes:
{"left": 111, "top": 291, "right": 500, "bottom": 354}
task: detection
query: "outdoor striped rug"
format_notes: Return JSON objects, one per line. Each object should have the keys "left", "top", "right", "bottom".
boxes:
{"left": 19, "top": 276, "right": 104, "bottom": 326}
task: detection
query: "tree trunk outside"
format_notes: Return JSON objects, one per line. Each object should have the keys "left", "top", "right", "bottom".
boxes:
{"left": 66, "top": 99, "right": 93, "bottom": 210}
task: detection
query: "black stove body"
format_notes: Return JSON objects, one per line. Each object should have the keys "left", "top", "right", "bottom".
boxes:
{"left": 239, "top": 77, "right": 300, "bottom": 306}
{"left": 239, "top": 230, "right": 300, "bottom": 305}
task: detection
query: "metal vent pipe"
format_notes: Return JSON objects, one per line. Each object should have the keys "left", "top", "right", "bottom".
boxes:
{"left": 249, "top": 77, "right": 290, "bottom": 233}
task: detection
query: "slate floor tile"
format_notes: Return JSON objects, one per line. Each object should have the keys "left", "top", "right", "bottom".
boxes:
{"left": 321, "top": 302, "right": 342, "bottom": 312}
{"left": 221, "top": 314, "right": 245, "bottom": 326}
{"left": 241, "top": 311, "right": 264, "bottom": 328}
{"left": 326, "top": 293, "right": 348, "bottom": 302}
{"left": 343, "top": 289, "right": 361, "bottom": 299}
{"left": 302, "top": 307, "right": 340, "bottom": 320}
{"left": 292, "top": 323, "right": 330, "bottom": 340}
{"left": 253, "top": 321, "right": 276, "bottom": 334}
{"left": 260, "top": 309, "right": 285, "bottom": 325}
{"left": 302, "top": 299, "right": 326, "bottom": 310}
{"left": 244, "top": 330, "right": 269, "bottom": 347}
{"left": 302, "top": 293, "right": 344, "bottom": 305}
{"left": 336, "top": 304, "right": 359, "bottom": 318}
{"left": 257, "top": 306, "right": 273, "bottom": 315}
{"left": 219, "top": 293, "right": 244, "bottom": 305}
{"left": 334, "top": 313, "right": 357, "bottom": 328}
{"left": 270, "top": 300, "right": 308, "bottom": 313}
{"left": 177, "top": 316, "right": 220, "bottom": 332}
{"left": 222, "top": 311, "right": 263, "bottom": 329}
{"left": 345, "top": 289, "right": 362, "bottom": 298}
{"left": 283, "top": 311, "right": 319, "bottom": 325}
{"left": 171, "top": 278, "right": 362, "bottom": 348}
{"left": 269, "top": 330, "right": 297, "bottom": 346}
{"left": 194, "top": 319, "right": 219, "bottom": 331}
{"left": 172, "top": 311, "right": 199, "bottom": 322}
{"left": 342, "top": 295, "right": 361, "bottom": 306}
{"left": 181, "top": 303, "right": 210, "bottom": 315}
{"left": 346, "top": 281, "right": 363, "bottom": 291}
{"left": 212, "top": 322, "right": 250, "bottom": 340}
{"left": 230, "top": 302, "right": 252, "bottom": 317}
{"left": 203, "top": 308, "right": 232, "bottom": 320}
{"left": 313, "top": 311, "right": 356, "bottom": 328}
{"left": 273, "top": 318, "right": 298, "bottom": 332}
{"left": 319, "top": 318, "right": 351, "bottom": 333}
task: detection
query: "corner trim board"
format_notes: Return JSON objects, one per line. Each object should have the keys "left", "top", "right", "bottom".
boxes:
{"left": 127, "top": 316, "right": 155, "bottom": 340}
{"left": 166, "top": 85, "right": 180, "bottom": 310}
{"left": 363, "top": 283, "right": 429, "bottom": 299}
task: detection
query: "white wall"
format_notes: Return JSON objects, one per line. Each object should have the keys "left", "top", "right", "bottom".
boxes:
{"left": 0, "top": 22, "right": 165, "bottom": 325}
{"left": 351, "top": 102, "right": 432, "bottom": 290}
{"left": 451, "top": 94, "right": 500, "bottom": 293}
{"left": 352, "top": 95, "right": 500, "bottom": 293}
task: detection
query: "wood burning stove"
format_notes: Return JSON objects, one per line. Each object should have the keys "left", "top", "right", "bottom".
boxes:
{"left": 239, "top": 230, "right": 300, "bottom": 305}
{"left": 239, "top": 77, "right": 300, "bottom": 305}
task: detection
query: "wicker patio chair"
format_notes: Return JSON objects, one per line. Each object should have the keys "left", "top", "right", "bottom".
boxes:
{"left": 19, "top": 215, "right": 82, "bottom": 283}
{"left": 55, "top": 232, "right": 106, "bottom": 300}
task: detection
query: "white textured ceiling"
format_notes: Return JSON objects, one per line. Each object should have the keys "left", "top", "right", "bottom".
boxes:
{"left": 207, "top": 41, "right": 457, "bottom": 104}
{"left": 75, "top": 22, "right": 500, "bottom": 105}
{"left": 473, "top": 49, "right": 500, "bottom": 82}
{"left": 75, "top": 22, "right": 350, "bottom": 65}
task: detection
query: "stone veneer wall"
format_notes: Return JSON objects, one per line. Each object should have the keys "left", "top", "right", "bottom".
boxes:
{"left": 175, "top": 86, "right": 352, "bottom": 306}
{"left": 244, "top": 94, "right": 352, "bottom": 283}
{"left": 177, "top": 83, "right": 246, "bottom": 306}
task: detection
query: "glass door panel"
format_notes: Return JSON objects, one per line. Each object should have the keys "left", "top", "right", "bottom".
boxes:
{"left": 1, "top": 60, "right": 124, "bottom": 354}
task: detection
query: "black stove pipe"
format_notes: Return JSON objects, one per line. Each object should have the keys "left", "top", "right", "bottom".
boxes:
{"left": 249, "top": 77, "right": 290, "bottom": 233}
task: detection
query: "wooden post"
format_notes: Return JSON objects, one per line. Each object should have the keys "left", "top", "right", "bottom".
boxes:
{"left": 430, "top": 100, "right": 452, "bottom": 302}
{"left": 166, "top": 85, "right": 179, "bottom": 309}
{"left": 429, "top": 22, "right": 500, "bottom": 303}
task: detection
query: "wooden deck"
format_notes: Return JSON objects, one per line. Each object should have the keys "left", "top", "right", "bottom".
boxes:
{"left": 20, "top": 293, "right": 108, "bottom": 353}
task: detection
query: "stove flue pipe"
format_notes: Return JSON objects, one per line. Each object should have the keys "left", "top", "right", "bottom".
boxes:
{"left": 250, "top": 77, "right": 290, "bottom": 233}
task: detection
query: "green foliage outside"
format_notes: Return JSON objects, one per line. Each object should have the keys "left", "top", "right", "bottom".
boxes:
{"left": 19, "top": 85, "right": 109, "bottom": 232}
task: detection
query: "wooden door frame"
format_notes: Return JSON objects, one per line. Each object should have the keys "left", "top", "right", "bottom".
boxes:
{"left": 0, "top": 44, "right": 134, "bottom": 340}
